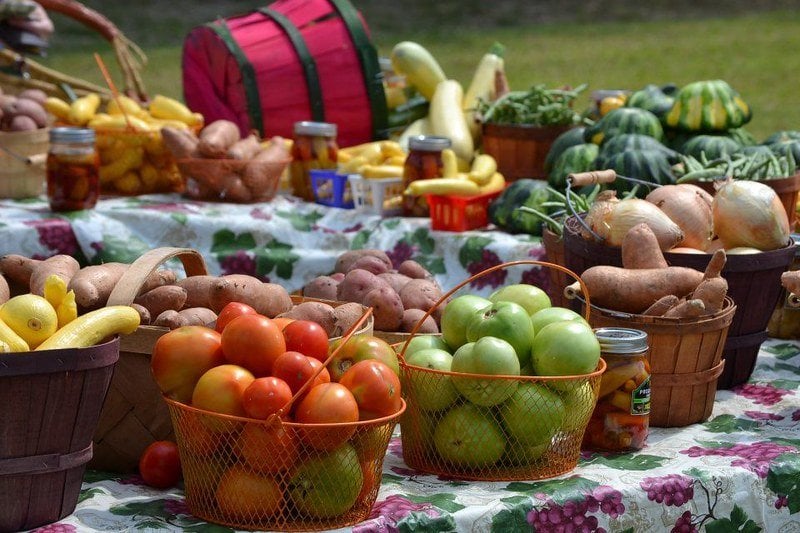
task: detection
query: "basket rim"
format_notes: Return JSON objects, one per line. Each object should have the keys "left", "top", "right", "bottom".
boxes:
{"left": 580, "top": 295, "right": 737, "bottom": 325}
{"left": 400, "top": 358, "right": 606, "bottom": 382}
{"left": 177, "top": 156, "right": 292, "bottom": 169}
{"left": 164, "top": 396, "right": 406, "bottom": 428}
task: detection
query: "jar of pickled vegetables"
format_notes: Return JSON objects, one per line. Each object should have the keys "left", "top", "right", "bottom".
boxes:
{"left": 290, "top": 121, "right": 338, "bottom": 202}
{"left": 46, "top": 127, "right": 99, "bottom": 212}
{"left": 402, "top": 135, "right": 451, "bottom": 217}
{"left": 767, "top": 234, "right": 800, "bottom": 338}
{"left": 584, "top": 327, "right": 650, "bottom": 452}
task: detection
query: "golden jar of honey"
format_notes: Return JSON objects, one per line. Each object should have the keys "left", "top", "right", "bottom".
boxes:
{"left": 46, "top": 127, "right": 99, "bottom": 212}
{"left": 584, "top": 328, "right": 650, "bottom": 452}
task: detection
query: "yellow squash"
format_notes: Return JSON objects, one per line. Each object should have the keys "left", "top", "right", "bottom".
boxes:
{"left": 429, "top": 80, "right": 474, "bottom": 162}
{"left": 36, "top": 305, "right": 140, "bottom": 351}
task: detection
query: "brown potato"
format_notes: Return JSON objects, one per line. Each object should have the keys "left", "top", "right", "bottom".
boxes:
{"left": 303, "top": 275, "right": 339, "bottom": 301}
{"left": 400, "top": 308, "right": 439, "bottom": 334}
{"left": 363, "top": 286, "right": 403, "bottom": 331}
{"left": 279, "top": 301, "right": 337, "bottom": 336}
{"left": 130, "top": 303, "right": 151, "bottom": 325}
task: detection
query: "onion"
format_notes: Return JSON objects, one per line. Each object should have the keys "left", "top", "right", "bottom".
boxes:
{"left": 712, "top": 179, "right": 790, "bottom": 251}
{"left": 646, "top": 184, "right": 714, "bottom": 250}
{"left": 591, "top": 198, "right": 684, "bottom": 249}
{"left": 725, "top": 247, "right": 762, "bottom": 254}
{"left": 669, "top": 247, "right": 706, "bottom": 254}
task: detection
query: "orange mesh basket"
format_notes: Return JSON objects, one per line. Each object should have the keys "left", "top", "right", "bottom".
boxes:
{"left": 164, "top": 308, "right": 406, "bottom": 531}
{"left": 397, "top": 260, "right": 605, "bottom": 481}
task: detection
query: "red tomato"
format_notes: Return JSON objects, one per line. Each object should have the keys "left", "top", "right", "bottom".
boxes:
{"left": 215, "top": 302, "right": 258, "bottom": 333}
{"left": 139, "top": 440, "right": 182, "bottom": 489}
{"left": 242, "top": 377, "right": 293, "bottom": 419}
{"left": 221, "top": 314, "right": 286, "bottom": 376}
{"left": 151, "top": 326, "right": 225, "bottom": 405}
{"left": 271, "top": 317, "right": 295, "bottom": 331}
{"left": 339, "top": 360, "right": 402, "bottom": 419}
{"left": 237, "top": 422, "right": 298, "bottom": 474}
{"left": 282, "top": 320, "right": 330, "bottom": 362}
{"left": 294, "top": 382, "right": 358, "bottom": 450}
{"left": 272, "top": 351, "right": 330, "bottom": 396}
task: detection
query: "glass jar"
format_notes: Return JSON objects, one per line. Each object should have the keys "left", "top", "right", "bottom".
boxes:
{"left": 402, "top": 135, "right": 451, "bottom": 217}
{"left": 767, "top": 234, "right": 800, "bottom": 338}
{"left": 289, "top": 121, "right": 338, "bottom": 202}
{"left": 584, "top": 327, "right": 650, "bottom": 452}
{"left": 46, "top": 127, "right": 99, "bottom": 212}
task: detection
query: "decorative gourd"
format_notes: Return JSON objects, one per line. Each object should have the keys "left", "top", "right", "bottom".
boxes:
{"left": 488, "top": 179, "right": 551, "bottom": 235}
{"left": 548, "top": 143, "right": 599, "bottom": 191}
{"left": 543, "top": 126, "right": 585, "bottom": 174}
{"left": 624, "top": 83, "right": 677, "bottom": 119}
{"left": 680, "top": 135, "right": 741, "bottom": 160}
{"left": 665, "top": 80, "right": 752, "bottom": 132}
{"left": 600, "top": 133, "right": 678, "bottom": 160}
{"left": 593, "top": 149, "right": 675, "bottom": 196}
{"left": 584, "top": 107, "right": 664, "bottom": 145}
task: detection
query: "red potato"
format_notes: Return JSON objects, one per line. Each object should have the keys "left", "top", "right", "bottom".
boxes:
{"left": 334, "top": 249, "right": 393, "bottom": 274}
{"left": 336, "top": 269, "right": 389, "bottom": 303}
{"left": 303, "top": 275, "right": 340, "bottom": 301}
{"left": 398, "top": 259, "right": 433, "bottom": 280}
{"left": 332, "top": 302, "right": 367, "bottom": 337}
{"left": 399, "top": 278, "right": 445, "bottom": 322}
{"left": 377, "top": 271, "right": 413, "bottom": 295}
{"left": 362, "top": 286, "right": 404, "bottom": 331}
{"left": 400, "top": 308, "right": 439, "bottom": 334}
{"left": 350, "top": 255, "right": 391, "bottom": 275}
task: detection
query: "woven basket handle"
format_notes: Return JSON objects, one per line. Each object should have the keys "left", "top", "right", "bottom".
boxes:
{"left": 107, "top": 247, "right": 209, "bottom": 306}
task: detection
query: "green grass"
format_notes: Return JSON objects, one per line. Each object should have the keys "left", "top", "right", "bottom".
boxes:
{"left": 36, "top": 9, "right": 800, "bottom": 140}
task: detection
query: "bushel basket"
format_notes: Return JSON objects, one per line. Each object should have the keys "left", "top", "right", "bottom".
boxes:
{"left": 182, "top": 0, "right": 388, "bottom": 145}
{"left": 0, "top": 338, "right": 119, "bottom": 533}
{"left": 398, "top": 260, "right": 605, "bottom": 481}
{"left": 580, "top": 297, "right": 736, "bottom": 427}
{"left": 166, "top": 308, "right": 405, "bottom": 531}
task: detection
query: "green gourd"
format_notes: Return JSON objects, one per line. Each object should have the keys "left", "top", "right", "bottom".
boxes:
{"left": 665, "top": 80, "right": 752, "bottom": 132}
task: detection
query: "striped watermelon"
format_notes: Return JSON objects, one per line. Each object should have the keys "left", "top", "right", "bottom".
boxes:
{"left": 543, "top": 127, "right": 586, "bottom": 174}
{"left": 600, "top": 133, "right": 678, "bottom": 160}
{"left": 665, "top": 80, "right": 752, "bottom": 132}
{"left": 548, "top": 143, "right": 598, "bottom": 191}
{"left": 593, "top": 149, "right": 676, "bottom": 196}
{"left": 680, "top": 135, "right": 741, "bottom": 160}
{"left": 624, "top": 83, "right": 677, "bottom": 119}
{"left": 584, "top": 107, "right": 664, "bottom": 145}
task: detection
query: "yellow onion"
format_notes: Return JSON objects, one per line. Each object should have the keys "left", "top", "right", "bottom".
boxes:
{"left": 591, "top": 198, "right": 684, "bottom": 250}
{"left": 712, "top": 179, "right": 790, "bottom": 251}
{"left": 669, "top": 246, "right": 706, "bottom": 254}
{"left": 646, "top": 184, "right": 714, "bottom": 250}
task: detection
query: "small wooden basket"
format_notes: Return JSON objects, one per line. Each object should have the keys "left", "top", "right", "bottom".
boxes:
{"left": 0, "top": 338, "right": 119, "bottom": 532}
{"left": 582, "top": 298, "right": 736, "bottom": 427}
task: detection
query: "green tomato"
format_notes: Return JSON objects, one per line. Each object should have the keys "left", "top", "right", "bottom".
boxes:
{"left": 451, "top": 337, "right": 520, "bottom": 406}
{"left": 434, "top": 404, "right": 506, "bottom": 468}
{"left": 465, "top": 301, "right": 535, "bottom": 368}
{"left": 440, "top": 295, "right": 492, "bottom": 351}
{"left": 530, "top": 306, "right": 587, "bottom": 336}
{"left": 404, "top": 348, "right": 459, "bottom": 412}
{"left": 531, "top": 321, "right": 601, "bottom": 391}
{"left": 401, "top": 335, "right": 450, "bottom": 359}
{"left": 489, "top": 283, "right": 551, "bottom": 317}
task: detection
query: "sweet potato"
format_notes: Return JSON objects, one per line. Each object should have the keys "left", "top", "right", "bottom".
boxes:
{"left": 279, "top": 301, "right": 337, "bottom": 336}
{"left": 377, "top": 271, "right": 413, "bottom": 295}
{"left": 664, "top": 298, "right": 706, "bottom": 319}
{"left": 30, "top": 255, "right": 81, "bottom": 297}
{"left": 153, "top": 307, "right": 217, "bottom": 329}
{"left": 241, "top": 137, "right": 290, "bottom": 191}
{"left": 782, "top": 270, "right": 800, "bottom": 295}
{"left": 621, "top": 223, "right": 668, "bottom": 270}
{"left": 197, "top": 120, "right": 240, "bottom": 158}
{"left": 303, "top": 275, "right": 340, "bottom": 301}
{"left": 332, "top": 302, "right": 367, "bottom": 337}
{"left": 260, "top": 283, "right": 293, "bottom": 318}
{"left": 220, "top": 177, "right": 253, "bottom": 203}
{"left": 8, "top": 97, "right": 48, "bottom": 128}
{"left": 227, "top": 133, "right": 261, "bottom": 160}
{"left": 67, "top": 262, "right": 128, "bottom": 310}
{"left": 0, "top": 274, "right": 9, "bottom": 305}
{"left": 363, "top": 286, "right": 404, "bottom": 331}
{"left": 398, "top": 259, "right": 433, "bottom": 280}
{"left": 138, "top": 268, "right": 178, "bottom": 295}
{"left": 400, "top": 308, "right": 439, "bottom": 334}
{"left": 161, "top": 126, "right": 199, "bottom": 159}
{"left": 208, "top": 275, "right": 292, "bottom": 317}
{"left": 134, "top": 285, "right": 188, "bottom": 319}
{"left": 337, "top": 269, "right": 389, "bottom": 303}
{"left": 642, "top": 294, "right": 680, "bottom": 316}
{"left": 564, "top": 265, "right": 705, "bottom": 314}
{"left": 334, "top": 249, "right": 393, "bottom": 274}
{"left": 18, "top": 89, "right": 48, "bottom": 106}
{"left": 176, "top": 275, "right": 216, "bottom": 309}
{"left": 9, "top": 115, "right": 37, "bottom": 131}
{"left": 0, "top": 254, "right": 39, "bottom": 287}
{"left": 691, "top": 277, "right": 728, "bottom": 315}
{"left": 130, "top": 303, "right": 151, "bottom": 325}
{"left": 703, "top": 249, "right": 727, "bottom": 280}
{"left": 399, "top": 279, "right": 445, "bottom": 321}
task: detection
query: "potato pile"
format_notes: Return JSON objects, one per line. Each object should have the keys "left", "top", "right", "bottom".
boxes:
{"left": 162, "top": 119, "right": 291, "bottom": 203}
{"left": 302, "top": 249, "right": 446, "bottom": 333}
{"left": 0, "top": 253, "right": 370, "bottom": 337}
{"left": 0, "top": 88, "right": 49, "bottom": 132}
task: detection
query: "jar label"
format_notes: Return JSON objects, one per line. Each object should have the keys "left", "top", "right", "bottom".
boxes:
{"left": 631, "top": 376, "right": 651, "bottom": 415}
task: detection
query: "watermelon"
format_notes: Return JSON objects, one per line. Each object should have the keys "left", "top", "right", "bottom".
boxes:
{"left": 548, "top": 143, "right": 598, "bottom": 191}
{"left": 584, "top": 107, "right": 664, "bottom": 145}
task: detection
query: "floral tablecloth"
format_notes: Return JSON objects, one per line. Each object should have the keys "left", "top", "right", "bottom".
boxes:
{"left": 21, "top": 337, "right": 800, "bottom": 532}
{"left": 0, "top": 194, "right": 547, "bottom": 297}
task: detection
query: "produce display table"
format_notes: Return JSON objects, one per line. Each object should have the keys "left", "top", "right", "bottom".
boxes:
{"left": 0, "top": 194, "right": 547, "bottom": 297}
{"left": 26, "top": 337, "right": 800, "bottom": 532}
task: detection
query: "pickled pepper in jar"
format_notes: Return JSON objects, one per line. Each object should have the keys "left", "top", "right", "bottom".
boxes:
{"left": 402, "top": 135, "right": 451, "bottom": 217}
{"left": 583, "top": 328, "right": 650, "bottom": 452}
{"left": 289, "top": 121, "right": 338, "bottom": 202}
{"left": 46, "top": 127, "right": 100, "bottom": 212}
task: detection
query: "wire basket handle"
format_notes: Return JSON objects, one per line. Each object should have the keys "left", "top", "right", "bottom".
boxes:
{"left": 398, "top": 260, "right": 592, "bottom": 362}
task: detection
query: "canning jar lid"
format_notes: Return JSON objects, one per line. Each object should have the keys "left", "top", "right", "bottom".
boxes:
{"left": 294, "top": 121, "right": 337, "bottom": 137}
{"left": 593, "top": 327, "right": 648, "bottom": 354}
{"left": 49, "top": 127, "right": 95, "bottom": 144}
{"left": 408, "top": 135, "right": 452, "bottom": 151}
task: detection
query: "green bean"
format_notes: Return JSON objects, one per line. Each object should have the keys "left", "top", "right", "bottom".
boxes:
{"left": 675, "top": 169, "right": 724, "bottom": 184}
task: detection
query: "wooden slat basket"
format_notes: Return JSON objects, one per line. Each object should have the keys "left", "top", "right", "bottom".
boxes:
{"left": 0, "top": 338, "right": 119, "bottom": 532}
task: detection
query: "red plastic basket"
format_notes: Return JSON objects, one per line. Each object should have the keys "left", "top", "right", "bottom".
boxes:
{"left": 426, "top": 189, "right": 502, "bottom": 232}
